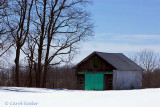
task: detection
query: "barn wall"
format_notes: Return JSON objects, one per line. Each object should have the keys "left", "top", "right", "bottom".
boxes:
{"left": 76, "top": 54, "right": 115, "bottom": 72}
{"left": 113, "top": 70, "right": 142, "bottom": 90}
{"left": 104, "top": 74, "right": 113, "bottom": 90}
{"left": 77, "top": 74, "right": 85, "bottom": 90}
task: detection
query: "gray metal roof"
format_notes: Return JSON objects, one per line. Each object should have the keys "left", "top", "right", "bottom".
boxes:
{"left": 95, "top": 51, "right": 143, "bottom": 71}
{"left": 75, "top": 51, "right": 143, "bottom": 71}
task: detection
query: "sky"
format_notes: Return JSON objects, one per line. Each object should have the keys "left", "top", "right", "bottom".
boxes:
{"left": 74, "top": 0, "right": 160, "bottom": 63}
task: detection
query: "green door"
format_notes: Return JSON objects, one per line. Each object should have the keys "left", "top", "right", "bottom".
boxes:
{"left": 85, "top": 73, "right": 104, "bottom": 90}
{"left": 94, "top": 73, "right": 104, "bottom": 90}
{"left": 85, "top": 73, "right": 94, "bottom": 90}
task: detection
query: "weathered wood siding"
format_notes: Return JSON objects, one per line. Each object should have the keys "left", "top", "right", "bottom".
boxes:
{"left": 104, "top": 74, "right": 113, "bottom": 90}
{"left": 75, "top": 54, "right": 115, "bottom": 72}
{"left": 77, "top": 74, "right": 85, "bottom": 90}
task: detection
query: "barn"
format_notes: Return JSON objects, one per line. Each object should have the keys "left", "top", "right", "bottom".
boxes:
{"left": 74, "top": 51, "right": 143, "bottom": 90}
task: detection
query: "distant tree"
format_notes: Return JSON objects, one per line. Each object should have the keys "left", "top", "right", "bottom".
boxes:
{"left": 130, "top": 49, "right": 160, "bottom": 88}
{"left": 46, "top": 65, "right": 76, "bottom": 89}
{"left": 138, "top": 49, "right": 159, "bottom": 72}
{"left": 151, "top": 69, "right": 160, "bottom": 88}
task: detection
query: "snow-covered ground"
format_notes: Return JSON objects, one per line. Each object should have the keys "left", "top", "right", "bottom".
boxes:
{"left": 0, "top": 87, "right": 160, "bottom": 107}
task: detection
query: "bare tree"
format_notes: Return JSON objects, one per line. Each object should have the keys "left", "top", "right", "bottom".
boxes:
{"left": 0, "top": 0, "right": 8, "bottom": 35}
{"left": 21, "top": 35, "right": 37, "bottom": 87}
{"left": 0, "top": 0, "right": 93, "bottom": 88}
{"left": 0, "top": 0, "right": 10, "bottom": 57}
{"left": 0, "top": 0, "right": 12, "bottom": 69}
{"left": 32, "top": 0, "right": 93, "bottom": 87}
{"left": 5, "top": 0, "right": 34, "bottom": 86}
{"left": 138, "top": 49, "right": 159, "bottom": 72}
{"left": 131, "top": 49, "right": 160, "bottom": 88}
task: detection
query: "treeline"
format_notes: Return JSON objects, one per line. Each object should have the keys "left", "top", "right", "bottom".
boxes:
{"left": 130, "top": 49, "right": 160, "bottom": 88}
{"left": 0, "top": 65, "right": 77, "bottom": 89}
{"left": 0, "top": 0, "right": 93, "bottom": 88}
{"left": 1, "top": 49, "right": 160, "bottom": 89}
{"left": 143, "top": 69, "right": 160, "bottom": 88}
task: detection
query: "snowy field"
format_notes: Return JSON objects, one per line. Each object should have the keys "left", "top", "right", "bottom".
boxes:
{"left": 0, "top": 87, "right": 160, "bottom": 107}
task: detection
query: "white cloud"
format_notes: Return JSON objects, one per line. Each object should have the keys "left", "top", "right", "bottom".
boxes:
{"left": 81, "top": 42, "right": 160, "bottom": 53}
{"left": 72, "top": 33, "right": 160, "bottom": 63}
{"left": 94, "top": 33, "right": 160, "bottom": 41}
{"left": 82, "top": 33, "right": 160, "bottom": 53}
{"left": 127, "top": 34, "right": 160, "bottom": 39}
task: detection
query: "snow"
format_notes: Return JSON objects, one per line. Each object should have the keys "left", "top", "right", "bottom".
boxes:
{"left": 0, "top": 87, "right": 160, "bottom": 107}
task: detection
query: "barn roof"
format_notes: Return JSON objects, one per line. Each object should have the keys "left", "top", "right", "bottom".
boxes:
{"left": 75, "top": 51, "right": 143, "bottom": 71}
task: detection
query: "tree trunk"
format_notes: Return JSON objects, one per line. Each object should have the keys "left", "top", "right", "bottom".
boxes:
{"left": 15, "top": 46, "right": 20, "bottom": 87}
{"left": 42, "top": 64, "right": 48, "bottom": 87}
{"left": 36, "top": 36, "right": 43, "bottom": 87}
{"left": 42, "top": 38, "right": 51, "bottom": 87}
{"left": 28, "top": 62, "right": 32, "bottom": 87}
{"left": 36, "top": 50, "right": 42, "bottom": 87}
{"left": 36, "top": 0, "right": 46, "bottom": 88}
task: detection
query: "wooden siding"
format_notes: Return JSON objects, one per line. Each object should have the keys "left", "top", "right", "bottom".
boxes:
{"left": 75, "top": 54, "right": 115, "bottom": 72}
{"left": 77, "top": 74, "right": 85, "bottom": 90}
{"left": 104, "top": 74, "right": 113, "bottom": 90}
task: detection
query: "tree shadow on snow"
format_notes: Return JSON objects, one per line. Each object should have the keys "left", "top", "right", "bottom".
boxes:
{"left": 0, "top": 87, "right": 44, "bottom": 93}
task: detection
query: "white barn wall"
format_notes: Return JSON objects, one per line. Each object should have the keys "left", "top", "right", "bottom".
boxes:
{"left": 113, "top": 70, "right": 142, "bottom": 90}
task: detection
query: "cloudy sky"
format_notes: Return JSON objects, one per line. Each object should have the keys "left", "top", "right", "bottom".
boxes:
{"left": 74, "top": 0, "right": 160, "bottom": 63}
